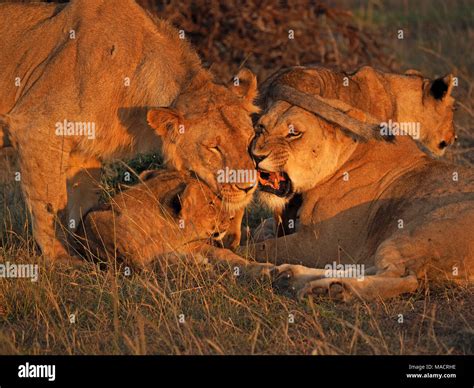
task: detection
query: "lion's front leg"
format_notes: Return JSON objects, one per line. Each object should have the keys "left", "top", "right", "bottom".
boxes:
{"left": 66, "top": 152, "right": 102, "bottom": 232}
{"left": 270, "top": 260, "right": 419, "bottom": 301}
{"left": 238, "top": 228, "right": 318, "bottom": 266}
{"left": 193, "top": 243, "right": 275, "bottom": 280}
{"left": 222, "top": 208, "right": 244, "bottom": 250}
{"left": 16, "top": 139, "right": 73, "bottom": 261}
{"left": 297, "top": 273, "right": 419, "bottom": 301}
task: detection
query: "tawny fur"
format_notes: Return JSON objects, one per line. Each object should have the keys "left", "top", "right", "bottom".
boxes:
{"left": 245, "top": 99, "right": 473, "bottom": 301}
{"left": 77, "top": 171, "right": 222, "bottom": 265}
{"left": 253, "top": 65, "right": 457, "bottom": 240}
{"left": 0, "top": 0, "right": 258, "bottom": 260}
{"left": 77, "top": 169, "right": 271, "bottom": 274}
{"left": 259, "top": 65, "right": 457, "bottom": 157}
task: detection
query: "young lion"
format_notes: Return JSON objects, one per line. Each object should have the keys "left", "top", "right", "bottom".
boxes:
{"left": 0, "top": 1, "right": 258, "bottom": 261}
{"left": 76, "top": 170, "right": 263, "bottom": 271}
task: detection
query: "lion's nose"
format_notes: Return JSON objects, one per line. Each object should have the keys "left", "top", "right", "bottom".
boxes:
{"left": 252, "top": 147, "right": 271, "bottom": 167}
{"left": 250, "top": 133, "right": 270, "bottom": 166}
{"left": 252, "top": 153, "right": 267, "bottom": 166}
{"left": 234, "top": 181, "right": 255, "bottom": 193}
{"left": 440, "top": 131, "right": 457, "bottom": 149}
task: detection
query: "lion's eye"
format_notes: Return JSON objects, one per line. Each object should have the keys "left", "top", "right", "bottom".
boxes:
{"left": 255, "top": 123, "right": 266, "bottom": 135}
{"left": 208, "top": 146, "right": 220, "bottom": 154}
{"left": 286, "top": 129, "right": 302, "bottom": 139}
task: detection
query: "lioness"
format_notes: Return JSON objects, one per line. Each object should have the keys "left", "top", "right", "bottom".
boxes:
{"left": 76, "top": 170, "right": 258, "bottom": 270}
{"left": 244, "top": 87, "right": 473, "bottom": 301}
{"left": 0, "top": 0, "right": 257, "bottom": 261}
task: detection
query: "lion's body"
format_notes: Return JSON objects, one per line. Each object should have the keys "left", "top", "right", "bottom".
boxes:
{"left": 0, "top": 1, "right": 192, "bottom": 158}
{"left": 77, "top": 170, "right": 231, "bottom": 266}
{"left": 301, "top": 141, "right": 474, "bottom": 276}
{"left": 78, "top": 169, "right": 272, "bottom": 275}
{"left": 0, "top": 0, "right": 258, "bottom": 260}
{"left": 248, "top": 88, "right": 472, "bottom": 300}
{"left": 254, "top": 136, "right": 474, "bottom": 276}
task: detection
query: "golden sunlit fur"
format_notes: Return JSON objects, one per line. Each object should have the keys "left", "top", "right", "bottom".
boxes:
{"left": 245, "top": 98, "right": 473, "bottom": 301}
{"left": 0, "top": 0, "right": 258, "bottom": 260}
{"left": 77, "top": 169, "right": 273, "bottom": 275}
{"left": 76, "top": 170, "right": 238, "bottom": 267}
{"left": 260, "top": 66, "right": 457, "bottom": 157}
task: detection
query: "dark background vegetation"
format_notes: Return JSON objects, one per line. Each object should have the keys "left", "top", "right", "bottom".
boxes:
{"left": 0, "top": 0, "right": 473, "bottom": 355}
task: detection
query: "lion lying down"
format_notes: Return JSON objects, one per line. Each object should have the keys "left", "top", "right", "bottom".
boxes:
{"left": 251, "top": 65, "right": 458, "bottom": 242}
{"left": 245, "top": 86, "right": 473, "bottom": 301}
{"left": 75, "top": 170, "right": 269, "bottom": 274}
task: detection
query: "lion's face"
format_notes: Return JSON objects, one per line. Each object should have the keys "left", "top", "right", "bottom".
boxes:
{"left": 147, "top": 70, "right": 259, "bottom": 210}
{"left": 394, "top": 74, "right": 456, "bottom": 157}
{"left": 179, "top": 180, "right": 232, "bottom": 242}
{"left": 175, "top": 105, "right": 257, "bottom": 210}
{"left": 259, "top": 67, "right": 457, "bottom": 159}
{"left": 252, "top": 101, "right": 355, "bottom": 210}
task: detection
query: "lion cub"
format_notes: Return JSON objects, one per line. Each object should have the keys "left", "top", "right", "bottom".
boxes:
{"left": 76, "top": 170, "right": 233, "bottom": 267}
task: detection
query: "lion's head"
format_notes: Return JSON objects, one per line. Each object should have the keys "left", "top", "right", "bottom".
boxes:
{"left": 177, "top": 178, "right": 233, "bottom": 242}
{"left": 147, "top": 69, "right": 259, "bottom": 210}
{"left": 393, "top": 71, "right": 456, "bottom": 157}
{"left": 252, "top": 66, "right": 458, "bottom": 210}
{"left": 252, "top": 101, "right": 357, "bottom": 210}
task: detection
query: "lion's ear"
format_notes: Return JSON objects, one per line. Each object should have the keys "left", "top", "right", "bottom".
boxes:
{"left": 427, "top": 74, "right": 455, "bottom": 100}
{"left": 231, "top": 68, "right": 259, "bottom": 111}
{"left": 178, "top": 183, "right": 201, "bottom": 219}
{"left": 147, "top": 108, "right": 181, "bottom": 142}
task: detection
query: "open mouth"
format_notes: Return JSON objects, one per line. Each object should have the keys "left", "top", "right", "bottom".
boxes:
{"left": 257, "top": 170, "right": 292, "bottom": 197}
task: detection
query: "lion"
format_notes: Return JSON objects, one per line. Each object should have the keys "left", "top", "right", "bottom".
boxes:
{"left": 0, "top": 0, "right": 258, "bottom": 261}
{"left": 252, "top": 65, "right": 458, "bottom": 240}
{"left": 76, "top": 169, "right": 270, "bottom": 273}
{"left": 242, "top": 83, "right": 473, "bottom": 301}
{"left": 259, "top": 65, "right": 457, "bottom": 157}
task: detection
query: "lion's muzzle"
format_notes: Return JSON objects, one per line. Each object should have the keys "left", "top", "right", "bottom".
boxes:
{"left": 257, "top": 170, "right": 292, "bottom": 197}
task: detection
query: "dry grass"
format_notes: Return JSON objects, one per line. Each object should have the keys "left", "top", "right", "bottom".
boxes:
{"left": 0, "top": 0, "right": 473, "bottom": 355}
{"left": 1, "top": 163, "right": 473, "bottom": 355}
{"left": 1, "top": 245, "right": 473, "bottom": 355}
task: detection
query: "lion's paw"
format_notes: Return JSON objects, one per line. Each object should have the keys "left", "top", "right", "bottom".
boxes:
{"left": 298, "top": 278, "right": 352, "bottom": 302}
{"left": 269, "top": 264, "right": 327, "bottom": 297}
{"left": 270, "top": 264, "right": 299, "bottom": 295}
{"left": 242, "top": 262, "right": 275, "bottom": 281}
